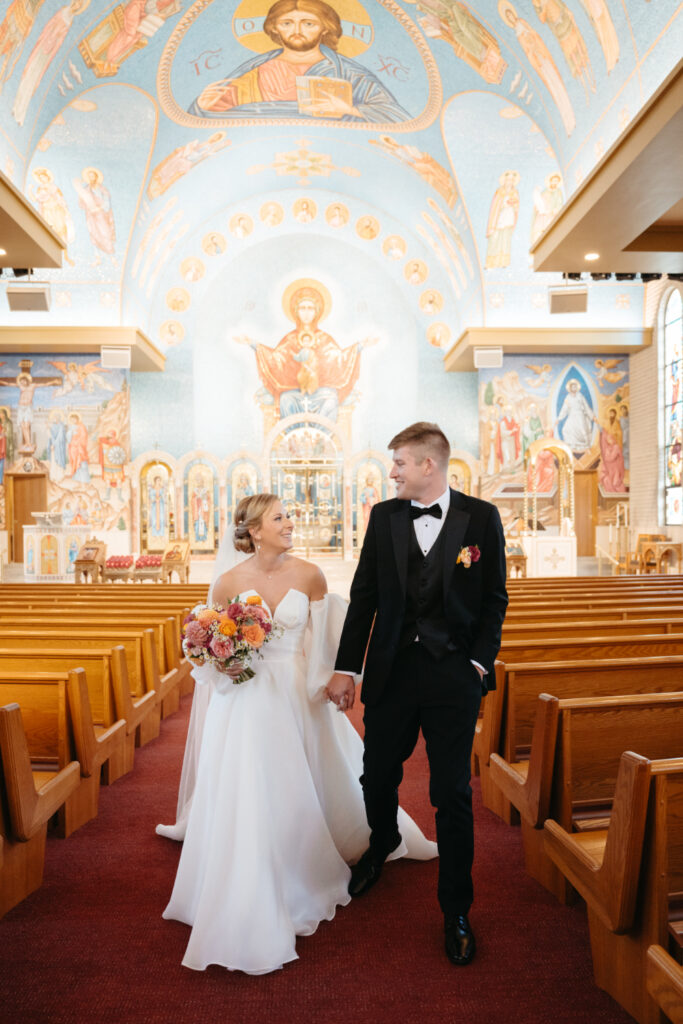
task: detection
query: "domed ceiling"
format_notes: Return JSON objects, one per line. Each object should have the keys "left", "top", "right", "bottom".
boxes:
{"left": 0, "top": 0, "right": 680, "bottom": 349}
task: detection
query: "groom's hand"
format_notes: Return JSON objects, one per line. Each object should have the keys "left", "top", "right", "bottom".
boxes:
{"left": 326, "top": 672, "right": 356, "bottom": 711}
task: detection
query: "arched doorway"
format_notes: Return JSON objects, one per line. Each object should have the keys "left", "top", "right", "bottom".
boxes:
{"left": 269, "top": 419, "right": 344, "bottom": 557}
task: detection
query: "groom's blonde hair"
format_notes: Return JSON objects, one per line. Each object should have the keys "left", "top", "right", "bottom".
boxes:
{"left": 389, "top": 422, "right": 450, "bottom": 471}
{"left": 234, "top": 493, "right": 279, "bottom": 552}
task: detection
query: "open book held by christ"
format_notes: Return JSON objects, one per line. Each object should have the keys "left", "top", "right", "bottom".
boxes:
{"left": 296, "top": 75, "right": 352, "bottom": 117}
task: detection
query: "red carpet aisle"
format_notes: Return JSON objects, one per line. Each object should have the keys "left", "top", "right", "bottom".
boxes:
{"left": 0, "top": 694, "right": 632, "bottom": 1024}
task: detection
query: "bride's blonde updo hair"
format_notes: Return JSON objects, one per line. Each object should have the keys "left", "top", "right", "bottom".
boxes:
{"left": 233, "top": 493, "right": 279, "bottom": 553}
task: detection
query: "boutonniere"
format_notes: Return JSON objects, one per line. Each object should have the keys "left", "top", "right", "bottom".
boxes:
{"left": 457, "top": 545, "right": 481, "bottom": 568}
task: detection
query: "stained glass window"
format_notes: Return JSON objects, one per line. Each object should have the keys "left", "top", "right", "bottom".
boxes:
{"left": 664, "top": 289, "right": 683, "bottom": 524}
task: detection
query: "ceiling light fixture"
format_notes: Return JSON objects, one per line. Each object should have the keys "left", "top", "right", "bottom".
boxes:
{"left": 584, "top": 252, "right": 600, "bottom": 261}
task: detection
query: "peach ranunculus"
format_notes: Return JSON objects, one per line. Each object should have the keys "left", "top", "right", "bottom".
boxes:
{"left": 242, "top": 623, "right": 266, "bottom": 648}
{"left": 245, "top": 595, "right": 262, "bottom": 605}
{"left": 219, "top": 618, "right": 238, "bottom": 637}
{"left": 197, "top": 608, "right": 221, "bottom": 625}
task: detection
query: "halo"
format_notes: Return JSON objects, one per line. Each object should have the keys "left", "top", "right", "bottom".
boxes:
{"left": 82, "top": 166, "right": 103, "bottom": 184}
{"left": 232, "top": 0, "right": 374, "bottom": 58}
{"left": 282, "top": 278, "right": 332, "bottom": 322}
{"left": 32, "top": 167, "right": 53, "bottom": 182}
{"left": 498, "top": 0, "right": 518, "bottom": 24}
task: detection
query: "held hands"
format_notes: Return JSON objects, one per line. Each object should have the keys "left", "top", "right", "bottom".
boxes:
{"left": 325, "top": 672, "right": 356, "bottom": 712}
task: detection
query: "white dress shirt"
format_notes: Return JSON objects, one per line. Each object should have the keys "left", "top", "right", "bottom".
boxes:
{"left": 338, "top": 486, "right": 485, "bottom": 678}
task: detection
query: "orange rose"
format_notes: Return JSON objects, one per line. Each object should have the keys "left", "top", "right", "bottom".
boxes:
{"left": 197, "top": 608, "right": 220, "bottom": 625}
{"left": 242, "top": 623, "right": 265, "bottom": 648}
{"left": 219, "top": 618, "right": 237, "bottom": 637}
{"left": 245, "top": 595, "right": 262, "bottom": 605}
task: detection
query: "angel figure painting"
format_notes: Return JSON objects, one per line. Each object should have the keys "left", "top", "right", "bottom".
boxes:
{"left": 188, "top": 0, "right": 410, "bottom": 123}
{"left": 48, "top": 360, "right": 115, "bottom": 395}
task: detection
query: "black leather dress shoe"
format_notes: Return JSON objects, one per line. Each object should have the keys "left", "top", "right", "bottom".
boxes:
{"left": 444, "top": 915, "right": 476, "bottom": 965}
{"left": 348, "top": 848, "right": 386, "bottom": 897}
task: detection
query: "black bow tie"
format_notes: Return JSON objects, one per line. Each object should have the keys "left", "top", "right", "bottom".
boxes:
{"left": 410, "top": 503, "right": 442, "bottom": 520}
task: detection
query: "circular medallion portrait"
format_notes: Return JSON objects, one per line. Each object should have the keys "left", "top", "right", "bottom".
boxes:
{"left": 326, "top": 202, "right": 349, "bottom": 227}
{"left": 260, "top": 201, "right": 284, "bottom": 226}
{"left": 166, "top": 287, "right": 191, "bottom": 312}
{"left": 160, "top": 320, "right": 186, "bottom": 346}
{"left": 230, "top": 213, "right": 254, "bottom": 238}
{"left": 404, "top": 259, "right": 428, "bottom": 285}
{"left": 181, "top": 257, "right": 206, "bottom": 282}
{"left": 202, "top": 231, "right": 227, "bottom": 255}
{"left": 383, "top": 235, "right": 406, "bottom": 260}
{"left": 419, "top": 289, "right": 443, "bottom": 315}
{"left": 356, "top": 215, "right": 379, "bottom": 240}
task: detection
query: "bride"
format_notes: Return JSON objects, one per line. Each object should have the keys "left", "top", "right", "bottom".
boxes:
{"left": 158, "top": 493, "right": 437, "bottom": 974}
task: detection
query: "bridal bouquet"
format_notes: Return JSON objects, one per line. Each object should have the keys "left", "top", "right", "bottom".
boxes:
{"left": 181, "top": 595, "right": 279, "bottom": 683}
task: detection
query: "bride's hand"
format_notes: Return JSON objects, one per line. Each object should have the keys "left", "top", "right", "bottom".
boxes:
{"left": 325, "top": 672, "right": 356, "bottom": 711}
{"left": 221, "top": 661, "right": 246, "bottom": 679}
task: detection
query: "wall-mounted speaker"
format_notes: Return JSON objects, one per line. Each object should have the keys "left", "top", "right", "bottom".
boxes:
{"left": 473, "top": 346, "right": 503, "bottom": 368}
{"left": 548, "top": 286, "right": 588, "bottom": 314}
{"left": 6, "top": 283, "right": 50, "bottom": 311}
{"left": 100, "top": 346, "right": 132, "bottom": 369}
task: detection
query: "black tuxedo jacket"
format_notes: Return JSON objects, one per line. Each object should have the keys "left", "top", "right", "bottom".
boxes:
{"left": 335, "top": 489, "right": 508, "bottom": 706}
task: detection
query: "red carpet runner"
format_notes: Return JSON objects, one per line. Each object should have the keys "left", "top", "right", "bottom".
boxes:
{"left": 0, "top": 694, "right": 632, "bottom": 1024}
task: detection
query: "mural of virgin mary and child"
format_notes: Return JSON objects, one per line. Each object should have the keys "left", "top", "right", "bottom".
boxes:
{"left": 189, "top": 0, "right": 410, "bottom": 123}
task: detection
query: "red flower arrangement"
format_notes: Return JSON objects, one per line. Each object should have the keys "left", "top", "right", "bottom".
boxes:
{"left": 106, "top": 555, "right": 134, "bottom": 569}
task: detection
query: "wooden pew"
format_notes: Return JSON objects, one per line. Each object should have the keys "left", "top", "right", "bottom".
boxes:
{"left": 0, "top": 604, "right": 193, "bottom": 705}
{"left": 0, "top": 629, "right": 168, "bottom": 745}
{"left": 646, "top": 945, "right": 683, "bottom": 1024}
{"left": 0, "top": 672, "right": 125, "bottom": 838}
{"left": 488, "top": 691, "right": 683, "bottom": 901}
{"left": 0, "top": 647, "right": 154, "bottom": 783}
{"left": 544, "top": 755, "right": 683, "bottom": 1024}
{"left": 0, "top": 703, "right": 80, "bottom": 918}
{"left": 474, "top": 654, "right": 683, "bottom": 823}
{"left": 499, "top": 632, "right": 683, "bottom": 665}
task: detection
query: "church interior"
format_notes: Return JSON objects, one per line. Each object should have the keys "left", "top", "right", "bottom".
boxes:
{"left": 1, "top": 1, "right": 683, "bottom": 1022}
{"left": 0, "top": 0, "right": 679, "bottom": 579}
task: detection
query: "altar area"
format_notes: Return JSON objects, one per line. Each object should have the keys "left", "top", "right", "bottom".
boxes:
{"left": 520, "top": 533, "right": 578, "bottom": 577}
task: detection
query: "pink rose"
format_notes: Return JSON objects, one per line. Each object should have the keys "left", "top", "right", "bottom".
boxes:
{"left": 248, "top": 605, "right": 270, "bottom": 625}
{"left": 470, "top": 545, "right": 481, "bottom": 563}
{"left": 227, "top": 602, "right": 242, "bottom": 619}
{"left": 185, "top": 620, "right": 209, "bottom": 646}
{"left": 210, "top": 636, "right": 234, "bottom": 659}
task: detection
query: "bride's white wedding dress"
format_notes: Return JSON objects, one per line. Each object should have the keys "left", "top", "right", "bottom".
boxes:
{"left": 158, "top": 589, "right": 437, "bottom": 975}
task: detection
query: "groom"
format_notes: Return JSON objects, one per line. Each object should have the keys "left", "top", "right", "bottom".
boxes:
{"left": 326, "top": 422, "right": 508, "bottom": 965}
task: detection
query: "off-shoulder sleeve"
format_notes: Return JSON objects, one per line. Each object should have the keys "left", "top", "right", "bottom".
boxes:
{"left": 304, "top": 592, "right": 351, "bottom": 701}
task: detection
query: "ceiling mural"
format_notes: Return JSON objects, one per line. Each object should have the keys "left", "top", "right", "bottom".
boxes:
{"left": 0, "top": 0, "right": 680, "bottom": 425}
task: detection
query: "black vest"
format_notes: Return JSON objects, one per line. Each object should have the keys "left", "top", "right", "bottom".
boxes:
{"left": 398, "top": 524, "right": 451, "bottom": 661}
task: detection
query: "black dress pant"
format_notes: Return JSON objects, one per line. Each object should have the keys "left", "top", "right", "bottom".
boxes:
{"left": 361, "top": 641, "right": 482, "bottom": 916}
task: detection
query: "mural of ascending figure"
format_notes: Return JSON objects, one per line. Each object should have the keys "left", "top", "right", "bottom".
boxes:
{"left": 236, "top": 281, "right": 377, "bottom": 422}
{"left": 0, "top": 0, "right": 47, "bottom": 94}
{"left": 189, "top": 0, "right": 410, "bottom": 123}
{"left": 12, "top": 0, "right": 90, "bottom": 126}
{"left": 579, "top": 0, "right": 619, "bottom": 73}
{"left": 554, "top": 378, "right": 597, "bottom": 454}
{"left": 498, "top": 0, "right": 575, "bottom": 136}
{"left": 531, "top": 0, "right": 595, "bottom": 99}
{"left": 73, "top": 168, "right": 116, "bottom": 266}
